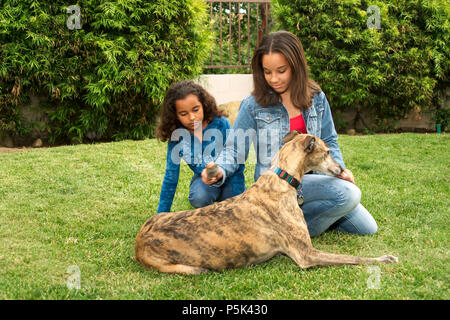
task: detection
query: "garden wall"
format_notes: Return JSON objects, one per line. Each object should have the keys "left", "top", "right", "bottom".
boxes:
{"left": 1, "top": 75, "right": 447, "bottom": 148}
{"left": 196, "top": 74, "right": 446, "bottom": 131}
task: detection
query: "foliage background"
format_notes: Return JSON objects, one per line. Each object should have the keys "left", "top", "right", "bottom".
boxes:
{"left": 1, "top": 0, "right": 449, "bottom": 143}
{"left": 0, "top": 0, "right": 212, "bottom": 143}
{"left": 272, "top": 0, "right": 449, "bottom": 131}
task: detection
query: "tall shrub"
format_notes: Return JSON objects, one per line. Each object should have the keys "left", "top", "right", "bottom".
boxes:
{"left": 0, "top": 0, "right": 212, "bottom": 143}
{"left": 272, "top": 0, "right": 449, "bottom": 131}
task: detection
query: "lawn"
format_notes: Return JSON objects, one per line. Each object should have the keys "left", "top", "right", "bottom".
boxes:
{"left": 0, "top": 133, "right": 448, "bottom": 300}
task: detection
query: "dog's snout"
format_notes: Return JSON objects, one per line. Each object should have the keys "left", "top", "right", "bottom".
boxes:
{"left": 329, "top": 164, "right": 343, "bottom": 177}
{"left": 326, "top": 159, "right": 344, "bottom": 177}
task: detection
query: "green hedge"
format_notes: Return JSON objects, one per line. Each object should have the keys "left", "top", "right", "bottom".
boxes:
{"left": 0, "top": 0, "right": 212, "bottom": 143}
{"left": 273, "top": 0, "right": 449, "bottom": 131}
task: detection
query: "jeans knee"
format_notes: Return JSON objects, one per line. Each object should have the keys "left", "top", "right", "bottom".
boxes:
{"left": 348, "top": 183, "right": 361, "bottom": 205}
{"left": 336, "top": 182, "right": 361, "bottom": 212}
{"left": 188, "top": 194, "right": 215, "bottom": 208}
{"left": 362, "top": 218, "right": 378, "bottom": 235}
{"left": 333, "top": 207, "right": 378, "bottom": 236}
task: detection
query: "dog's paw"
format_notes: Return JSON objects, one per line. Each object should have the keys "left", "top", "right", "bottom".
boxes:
{"left": 378, "top": 255, "right": 399, "bottom": 263}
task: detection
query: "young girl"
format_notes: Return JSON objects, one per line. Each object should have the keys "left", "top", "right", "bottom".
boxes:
{"left": 156, "top": 80, "right": 245, "bottom": 213}
{"left": 202, "top": 31, "right": 378, "bottom": 237}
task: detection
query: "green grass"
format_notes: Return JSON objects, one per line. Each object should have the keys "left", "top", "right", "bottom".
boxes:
{"left": 0, "top": 133, "right": 449, "bottom": 299}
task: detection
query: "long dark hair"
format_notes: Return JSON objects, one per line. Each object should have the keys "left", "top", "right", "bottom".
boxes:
{"left": 155, "top": 80, "right": 226, "bottom": 142}
{"left": 251, "top": 30, "right": 321, "bottom": 110}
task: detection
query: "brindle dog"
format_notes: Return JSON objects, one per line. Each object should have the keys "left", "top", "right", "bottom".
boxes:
{"left": 135, "top": 131, "right": 398, "bottom": 274}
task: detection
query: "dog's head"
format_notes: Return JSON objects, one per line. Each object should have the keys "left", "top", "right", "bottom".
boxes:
{"left": 275, "top": 130, "right": 343, "bottom": 177}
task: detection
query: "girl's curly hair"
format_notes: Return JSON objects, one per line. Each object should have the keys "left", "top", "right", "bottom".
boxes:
{"left": 156, "top": 80, "right": 227, "bottom": 142}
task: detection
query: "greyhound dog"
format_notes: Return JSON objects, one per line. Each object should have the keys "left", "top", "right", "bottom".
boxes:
{"left": 135, "top": 131, "right": 398, "bottom": 274}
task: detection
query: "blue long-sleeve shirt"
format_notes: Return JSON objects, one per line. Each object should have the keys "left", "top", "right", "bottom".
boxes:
{"left": 157, "top": 116, "right": 245, "bottom": 213}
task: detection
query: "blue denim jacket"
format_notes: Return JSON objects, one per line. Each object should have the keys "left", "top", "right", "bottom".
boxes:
{"left": 214, "top": 91, "right": 345, "bottom": 185}
{"left": 157, "top": 116, "right": 245, "bottom": 213}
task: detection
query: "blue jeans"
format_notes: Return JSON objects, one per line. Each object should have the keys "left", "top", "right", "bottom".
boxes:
{"left": 300, "top": 174, "right": 378, "bottom": 237}
{"left": 188, "top": 174, "right": 234, "bottom": 208}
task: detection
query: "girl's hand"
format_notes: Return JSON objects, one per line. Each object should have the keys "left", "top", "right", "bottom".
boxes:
{"left": 337, "top": 169, "right": 355, "bottom": 184}
{"left": 201, "top": 167, "right": 223, "bottom": 185}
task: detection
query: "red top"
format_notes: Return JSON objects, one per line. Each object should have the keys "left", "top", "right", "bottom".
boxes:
{"left": 290, "top": 114, "right": 307, "bottom": 133}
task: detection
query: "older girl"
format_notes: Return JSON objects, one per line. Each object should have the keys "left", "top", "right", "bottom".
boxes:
{"left": 202, "top": 31, "right": 377, "bottom": 237}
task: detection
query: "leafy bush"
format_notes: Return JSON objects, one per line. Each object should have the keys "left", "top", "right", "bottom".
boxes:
{"left": 0, "top": 0, "right": 212, "bottom": 143}
{"left": 272, "top": 0, "right": 449, "bottom": 131}
{"left": 435, "top": 107, "right": 450, "bottom": 132}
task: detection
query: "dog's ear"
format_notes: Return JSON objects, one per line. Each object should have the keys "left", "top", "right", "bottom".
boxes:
{"left": 304, "top": 136, "right": 316, "bottom": 153}
{"left": 282, "top": 130, "right": 301, "bottom": 144}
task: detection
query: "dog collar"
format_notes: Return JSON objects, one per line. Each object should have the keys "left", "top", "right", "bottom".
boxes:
{"left": 272, "top": 167, "right": 304, "bottom": 205}
{"left": 272, "top": 167, "right": 300, "bottom": 188}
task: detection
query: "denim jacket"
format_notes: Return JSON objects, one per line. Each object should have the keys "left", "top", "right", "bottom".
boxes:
{"left": 214, "top": 91, "right": 345, "bottom": 185}
{"left": 157, "top": 116, "right": 245, "bottom": 213}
